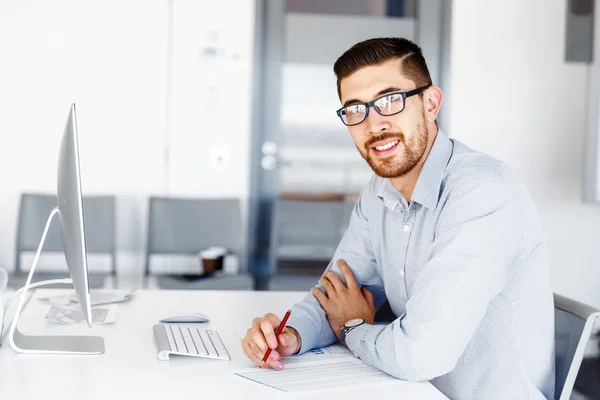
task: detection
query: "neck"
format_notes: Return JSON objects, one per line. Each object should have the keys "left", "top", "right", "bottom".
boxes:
{"left": 390, "top": 125, "right": 438, "bottom": 201}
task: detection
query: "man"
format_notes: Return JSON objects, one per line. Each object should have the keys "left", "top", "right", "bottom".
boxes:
{"left": 242, "top": 37, "right": 555, "bottom": 400}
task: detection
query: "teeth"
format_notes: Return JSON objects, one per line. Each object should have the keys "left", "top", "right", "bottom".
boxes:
{"left": 375, "top": 140, "right": 398, "bottom": 151}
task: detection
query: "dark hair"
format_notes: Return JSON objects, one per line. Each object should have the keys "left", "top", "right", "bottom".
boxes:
{"left": 333, "top": 37, "right": 432, "bottom": 98}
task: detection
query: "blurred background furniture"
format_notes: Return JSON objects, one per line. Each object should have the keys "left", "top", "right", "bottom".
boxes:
{"left": 10, "top": 193, "right": 116, "bottom": 289}
{"left": 554, "top": 293, "right": 600, "bottom": 400}
{"left": 144, "top": 196, "right": 252, "bottom": 290}
{"left": 260, "top": 196, "right": 355, "bottom": 291}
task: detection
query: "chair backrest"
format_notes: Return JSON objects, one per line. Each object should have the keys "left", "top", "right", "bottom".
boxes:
{"left": 272, "top": 199, "right": 350, "bottom": 259}
{"left": 14, "top": 193, "right": 117, "bottom": 274}
{"left": 554, "top": 293, "right": 600, "bottom": 400}
{"left": 145, "top": 197, "right": 243, "bottom": 275}
{"left": 269, "top": 198, "right": 358, "bottom": 269}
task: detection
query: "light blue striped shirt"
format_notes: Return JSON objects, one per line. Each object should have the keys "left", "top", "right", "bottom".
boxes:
{"left": 286, "top": 130, "right": 555, "bottom": 400}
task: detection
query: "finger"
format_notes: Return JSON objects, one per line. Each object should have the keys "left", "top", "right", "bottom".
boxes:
{"left": 362, "top": 286, "right": 375, "bottom": 308}
{"left": 256, "top": 346, "right": 283, "bottom": 370}
{"left": 252, "top": 330, "right": 269, "bottom": 354}
{"left": 278, "top": 331, "right": 290, "bottom": 347}
{"left": 242, "top": 340, "right": 265, "bottom": 366}
{"left": 267, "top": 348, "right": 281, "bottom": 361}
{"left": 324, "top": 270, "right": 346, "bottom": 293}
{"left": 338, "top": 259, "right": 359, "bottom": 291}
{"left": 319, "top": 275, "right": 336, "bottom": 297}
{"left": 263, "top": 349, "right": 283, "bottom": 369}
{"left": 277, "top": 327, "right": 294, "bottom": 346}
{"left": 312, "top": 286, "right": 329, "bottom": 307}
{"left": 250, "top": 340, "right": 265, "bottom": 359}
{"left": 246, "top": 341, "right": 281, "bottom": 369}
{"left": 260, "top": 319, "right": 278, "bottom": 349}
{"left": 263, "top": 312, "right": 281, "bottom": 328}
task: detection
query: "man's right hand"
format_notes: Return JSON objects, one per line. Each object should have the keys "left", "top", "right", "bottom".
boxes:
{"left": 241, "top": 313, "right": 302, "bottom": 370}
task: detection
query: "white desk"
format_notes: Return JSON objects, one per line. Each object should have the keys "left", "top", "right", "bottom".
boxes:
{"left": 0, "top": 289, "right": 448, "bottom": 400}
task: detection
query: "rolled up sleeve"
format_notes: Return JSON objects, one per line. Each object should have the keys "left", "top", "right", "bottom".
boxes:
{"left": 286, "top": 183, "right": 386, "bottom": 354}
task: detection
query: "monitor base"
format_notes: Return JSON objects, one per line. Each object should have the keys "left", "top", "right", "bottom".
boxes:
{"left": 7, "top": 207, "right": 105, "bottom": 355}
{"left": 11, "top": 327, "right": 105, "bottom": 355}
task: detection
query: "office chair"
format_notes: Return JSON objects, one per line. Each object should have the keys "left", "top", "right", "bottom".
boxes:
{"left": 374, "top": 293, "right": 600, "bottom": 399}
{"left": 554, "top": 293, "right": 600, "bottom": 400}
{"left": 272, "top": 198, "right": 347, "bottom": 262}
{"left": 144, "top": 196, "right": 252, "bottom": 290}
{"left": 12, "top": 193, "right": 116, "bottom": 289}
{"left": 264, "top": 198, "right": 356, "bottom": 291}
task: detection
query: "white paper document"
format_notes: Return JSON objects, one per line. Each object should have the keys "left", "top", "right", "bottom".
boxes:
{"left": 45, "top": 304, "right": 118, "bottom": 325}
{"left": 306, "top": 342, "right": 352, "bottom": 356}
{"left": 38, "top": 289, "right": 135, "bottom": 307}
{"left": 234, "top": 358, "right": 400, "bottom": 393}
{"left": 283, "top": 343, "right": 353, "bottom": 365}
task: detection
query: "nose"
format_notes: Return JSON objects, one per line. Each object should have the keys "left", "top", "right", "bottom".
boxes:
{"left": 365, "top": 107, "right": 392, "bottom": 134}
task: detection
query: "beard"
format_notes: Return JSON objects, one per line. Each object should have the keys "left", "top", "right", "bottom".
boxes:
{"left": 358, "top": 120, "right": 429, "bottom": 179}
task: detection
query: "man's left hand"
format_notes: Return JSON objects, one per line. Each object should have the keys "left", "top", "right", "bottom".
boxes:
{"left": 312, "top": 259, "right": 375, "bottom": 341}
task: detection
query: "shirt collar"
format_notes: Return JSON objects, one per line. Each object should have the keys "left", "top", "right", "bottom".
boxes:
{"left": 376, "top": 178, "right": 405, "bottom": 212}
{"left": 376, "top": 129, "right": 453, "bottom": 210}
{"left": 410, "top": 129, "right": 453, "bottom": 209}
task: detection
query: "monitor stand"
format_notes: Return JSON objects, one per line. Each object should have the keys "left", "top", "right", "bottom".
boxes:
{"left": 8, "top": 207, "right": 105, "bottom": 355}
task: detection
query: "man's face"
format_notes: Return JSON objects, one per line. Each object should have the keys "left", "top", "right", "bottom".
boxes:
{"left": 339, "top": 58, "right": 429, "bottom": 178}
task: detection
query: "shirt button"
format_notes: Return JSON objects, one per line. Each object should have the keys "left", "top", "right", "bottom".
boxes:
{"left": 403, "top": 225, "right": 410, "bottom": 232}
{"left": 399, "top": 270, "right": 405, "bottom": 277}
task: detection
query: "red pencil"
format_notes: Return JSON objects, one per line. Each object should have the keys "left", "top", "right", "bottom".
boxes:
{"left": 261, "top": 310, "right": 291, "bottom": 367}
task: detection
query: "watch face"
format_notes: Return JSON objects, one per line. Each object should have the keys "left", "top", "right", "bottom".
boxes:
{"left": 345, "top": 318, "right": 364, "bottom": 328}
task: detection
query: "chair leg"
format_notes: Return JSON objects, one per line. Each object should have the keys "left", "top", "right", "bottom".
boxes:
{"left": 144, "top": 254, "right": 150, "bottom": 277}
{"left": 14, "top": 252, "right": 20, "bottom": 275}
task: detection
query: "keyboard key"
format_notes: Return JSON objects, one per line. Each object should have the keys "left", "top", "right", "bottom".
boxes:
{"left": 200, "top": 329, "right": 218, "bottom": 357}
{"left": 190, "top": 328, "right": 208, "bottom": 355}
{"left": 182, "top": 327, "right": 198, "bottom": 354}
{"left": 173, "top": 326, "right": 187, "bottom": 353}
{"left": 207, "top": 330, "right": 228, "bottom": 358}
{"left": 166, "top": 325, "right": 177, "bottom": 352}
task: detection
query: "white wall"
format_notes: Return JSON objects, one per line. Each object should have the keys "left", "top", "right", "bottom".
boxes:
{"left": 168, "top": 0, "right": 254, "bottom": 200}
{"left": 0, "top": 0, "right": 168, "bottom": 274}
{"left": 0, "top": 0, "right": 254, "bottom": 276}
{"left": 447, "top": 0, "right": 600, "bottom": 308}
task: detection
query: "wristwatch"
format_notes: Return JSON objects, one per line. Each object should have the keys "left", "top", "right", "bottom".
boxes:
{"left": 341, "top": 318, "right": 365, "bottom": 343}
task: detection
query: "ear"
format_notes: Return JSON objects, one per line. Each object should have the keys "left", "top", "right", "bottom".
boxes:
{"left": 424, "top": 85, "right": 443, "bottom": 122}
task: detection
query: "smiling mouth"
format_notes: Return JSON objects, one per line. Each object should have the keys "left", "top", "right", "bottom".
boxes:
{"left": 368, "top": 138, "right": 402, "bottom": 158}
{"left": 373, "top": 140, "right": 399, "bottom": 151}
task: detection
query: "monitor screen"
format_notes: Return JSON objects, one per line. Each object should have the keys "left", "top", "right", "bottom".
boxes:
{"left": 56, "top": 103, "right": 92, "bottom": 327}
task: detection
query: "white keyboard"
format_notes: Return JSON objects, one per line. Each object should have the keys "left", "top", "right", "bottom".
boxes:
{"left": 153, "top": 324, "right": 230, "bottom": 361}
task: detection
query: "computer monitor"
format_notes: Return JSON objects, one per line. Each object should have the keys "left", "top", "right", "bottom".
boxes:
{"left": 7, "top": 103, "right": 104, "bottom": 355}
{"left": 57, "top": 103, "right": 92, "bottom": 327}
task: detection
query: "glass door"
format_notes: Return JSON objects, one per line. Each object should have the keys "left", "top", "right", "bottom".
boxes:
{"left": 248, "top": 0, "right": 447, "bottom": 286}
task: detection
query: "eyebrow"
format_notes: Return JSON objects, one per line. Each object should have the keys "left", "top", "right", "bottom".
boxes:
{"left": 342, "top": 86, "right": 403, "bottom": 107}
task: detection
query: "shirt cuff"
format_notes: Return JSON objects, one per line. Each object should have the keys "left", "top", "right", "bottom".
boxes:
{"left": 344, "top": 323, "right": 385, "bottom": 359}
{"left": 285, "top": 314, "right": 318, "bottom": 355}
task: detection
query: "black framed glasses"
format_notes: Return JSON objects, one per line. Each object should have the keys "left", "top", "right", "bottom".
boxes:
{"left": 336, "top": 85, "right": 431, "bottom": 126}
